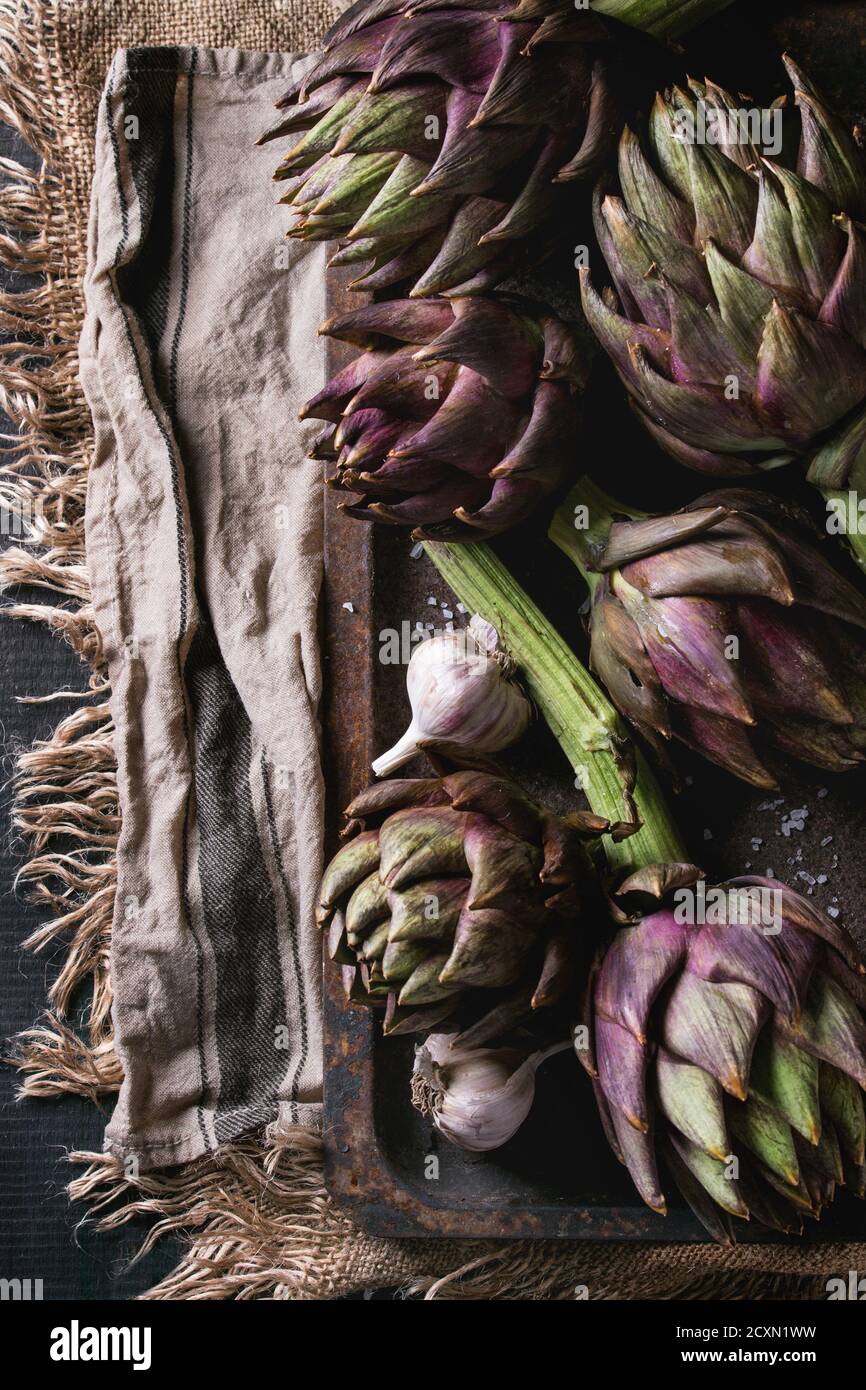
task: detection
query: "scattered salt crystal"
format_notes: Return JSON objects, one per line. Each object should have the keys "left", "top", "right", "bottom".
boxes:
{"left": 750, "top": 838, "right": 763, "bottom": 851}
{"left": 442, "top": 609, "right": 453, "bottom": 620}
{"left": 684, "top": 775, "right": 694, "bottom": 786}
{"left": 758, "top": 798, "right": 784, "bottom": 812}
{"left": 456, "top": 602, "right": 467, "bottom": 614}
{"left": 410, "top": 542, "right": 424, "bottom": 559}
{"left": 817, "top": 874, "right": 828, "bottom": 884}
{"left": 797, "top": 871, "right": 816, "bottom": 886}
{"left": 415, "top": 621, "right": 425, "bottom": 631}
{"left": 817, "top": 787, "right": 828, "bottom": 798}
{"left": 427, "top": 595, "right": 437, "bottom": 606}
{"left": 766, "top": 868, "right": 775, "bottom": 877}
{"left": 820, "top": 835, "right": 833, "bottom": 847}
{"left": 781, "top": 811, "right": 808, "bottom": 837}
{"left": 446, "top": 621, "right": 455, "bottom": 631}
{"left": 342, "top": 602, "right": 355, "bottom": 613}
{"left": 744, "top": 861, "right": 752, "bottom": 869}
{"left": 703, "top": 828, "right": 713, "bottom": 841}
{"left": 828, "top": 906, "right": 840, "bottom": 918}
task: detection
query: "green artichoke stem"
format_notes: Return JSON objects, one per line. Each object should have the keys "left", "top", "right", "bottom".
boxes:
{"left": 423, "top": 539, "right": 687, "bottom": 875}
{"left": 820, "top": 488, "right": 866, "bottom": 578}
{"left": 589, "top": 0, "right": 735, "bottom": 40}
{"left": 549, "top": 476, "right": 644, "bottom": 589}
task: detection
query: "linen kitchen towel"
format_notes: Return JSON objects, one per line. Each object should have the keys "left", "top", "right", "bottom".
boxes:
{"left": 79, "top": 45, "right": 329, "bottom": 1168}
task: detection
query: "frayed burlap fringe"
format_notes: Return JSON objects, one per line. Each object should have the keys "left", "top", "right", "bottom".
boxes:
{"left": 65, "top": 1124, "right": 866, "bottom": 1301}
{"left": 4, "top": 0, "right": 866, "bottom": 1301}
{"left": 0, "top": 0, "right": 119, "bottom": 1100}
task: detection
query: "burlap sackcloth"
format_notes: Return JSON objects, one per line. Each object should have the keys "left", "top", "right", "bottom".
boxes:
{"left": 3, "top": 0, "right": 866, "bottom": 1300}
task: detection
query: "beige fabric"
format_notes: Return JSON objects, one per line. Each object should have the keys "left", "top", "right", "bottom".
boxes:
{"left": 79, "top": 44, "right": 329, "bottom": 1166}
{"left": 3, "top": 0, "right": 866, "bottom": 1297}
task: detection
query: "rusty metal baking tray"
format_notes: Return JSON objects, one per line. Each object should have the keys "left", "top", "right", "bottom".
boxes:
{"left": 321, "top": 0, "right": 866, "bottom": 1240}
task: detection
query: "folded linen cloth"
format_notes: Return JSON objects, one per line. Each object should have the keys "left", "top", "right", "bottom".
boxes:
{"left": 80, "top": 45, "right": 329, "bottom": 1168}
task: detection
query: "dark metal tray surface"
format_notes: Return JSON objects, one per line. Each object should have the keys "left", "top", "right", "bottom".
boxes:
{"left": 321, "top": 1, "right": 866, "bottom": 1240}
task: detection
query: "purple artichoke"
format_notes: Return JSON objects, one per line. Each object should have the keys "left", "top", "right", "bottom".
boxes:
{"left": 583, "top": 489, "right": 866, "bottom": 788}
{"left": 579, "top": 866, "right": 866, "bottom": 1241}
{"left": 317, "top": 763, "right": 609, "bottom": 1036}
{"left": 302, "top": 294, "right": 585, "bottom": 539}
{"left": 259, "top": 0, "right": 625, "bottom": 298}
{"left": 580, "top": 60, "right": 866, "bottom": 507}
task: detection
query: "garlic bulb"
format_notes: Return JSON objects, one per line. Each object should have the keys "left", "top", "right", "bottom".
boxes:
{"left": 372, "top": 615, "right": 531, "bottom": 777}
{"left": 411, "top": 1032, "right": 570, "bottom": 1153}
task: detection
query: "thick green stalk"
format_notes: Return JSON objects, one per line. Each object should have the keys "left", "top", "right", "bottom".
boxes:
{"left": 548, "top": 475, "right": 638, "bottom": 588}
{"left": 800, "top": 407, "right": 866, "bottom": 576}
{"left": 559, "top": 472, "right": 866, "bottom": 585}
{"left": 424, "top": 540, "right": 687, "bottom": 875}
{"left": 590, "top": 0, "right": 734, "bottom": 40}
{"left": 820, "top": 488, "right": 866, "bottom": 578}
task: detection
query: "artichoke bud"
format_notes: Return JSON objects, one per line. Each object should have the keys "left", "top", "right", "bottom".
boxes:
{"left": 319, "top": 763, "right": 610, "bottom": 1030}
{"left": 262, "top": 0, "right": 646, "bottom": 297}
{"left": 583, "top": 870, "right": 866, "bottom": 1242}
{"left": 579, "top": 487, "right": 866, "bottom": 786}
{"left": 306, "top": 293, "right": 586, "bottom": 540}
{"left": 580, "top": 57, "right": 866, "bottom": 566}
{"left": 372, "top": 614, "right": 531, "bottom": 777}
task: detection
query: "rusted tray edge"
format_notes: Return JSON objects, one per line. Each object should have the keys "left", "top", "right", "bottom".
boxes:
{"left": 317, "top": 5, "right": 866, "bottom": 1244}
{"left": 316, "top": 270, "right": 706, "bottom": 1241}
{"left": 315, "top": 273, "right": 844, "bottom": 1246}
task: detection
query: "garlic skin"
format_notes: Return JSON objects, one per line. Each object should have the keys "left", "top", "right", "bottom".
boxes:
{"left": 372, "top": 615, "right": 531, "bottom": 777}
{"left": 411, "top": 1032, "right": 569, "bottom": 1153}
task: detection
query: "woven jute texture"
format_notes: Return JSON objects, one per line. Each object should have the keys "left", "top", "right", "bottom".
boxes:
{"left": 2, "top": 0, "right": 866, "bottom": 1299}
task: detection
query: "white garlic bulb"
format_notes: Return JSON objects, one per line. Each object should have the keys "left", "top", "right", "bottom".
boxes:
{"left": 372, "top": 614, "right": 531, "bottom": 777}
{"left": 411, "top": 1032, "right": 569, "bottom": 1153}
